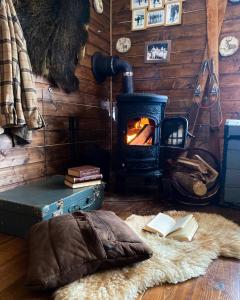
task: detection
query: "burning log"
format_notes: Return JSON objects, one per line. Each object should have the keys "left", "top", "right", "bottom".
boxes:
{"left": 128, "top": 124, "right": 153, "bottom": 145}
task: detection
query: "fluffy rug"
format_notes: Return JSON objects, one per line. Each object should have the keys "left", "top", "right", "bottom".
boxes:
{"left": 54, "top": 211, "right": 240, "bottom": 300}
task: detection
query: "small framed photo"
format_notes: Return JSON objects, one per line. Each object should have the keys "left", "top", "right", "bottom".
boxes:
{"left": 144, "top": 40, "right": 171, "bottom": 63}
{"left": 147, "top": 9, "right": 165, "bottom": 27}
{"left": 132, "top": 9, "right": 146, "bottom": 31}
{"left": 165, "top": 1, "right": 182, "bottom": 26}
{"left": 131, "top": 0, "right": 148, "bottom": 10}
{"left": 148, "top": 0, "right": 164, "bottom": 10}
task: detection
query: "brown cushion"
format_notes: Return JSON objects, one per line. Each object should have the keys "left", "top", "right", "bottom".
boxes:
{"left": 26, "top": 210, "right": 152, "bottom": 290}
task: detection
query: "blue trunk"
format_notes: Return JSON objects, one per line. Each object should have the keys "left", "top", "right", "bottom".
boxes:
{"left": 0, "top": 175, "right": 105, "bottom": 237}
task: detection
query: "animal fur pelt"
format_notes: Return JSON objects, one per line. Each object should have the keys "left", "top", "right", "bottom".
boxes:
{"left": 14, "top": 0, "right": 90, "bottom": 93}
{"left": 55, "top": 211, "right": 240, "bottom": 300}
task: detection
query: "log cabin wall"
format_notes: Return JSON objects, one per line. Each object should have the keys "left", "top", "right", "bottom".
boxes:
{"left": 112, "top": 0, "right": 207, "bottom": 120}
{"left": 0, "top": 1, "right": 111, "bottom": 191}
{"left": 111, "top": 0, "right": 240, "bottom": 157}
{"left": 220, "top": 3, "right": 240, "bottom": 150}
{"left": 1, "top": 1, "right": 240, "bottom": 191}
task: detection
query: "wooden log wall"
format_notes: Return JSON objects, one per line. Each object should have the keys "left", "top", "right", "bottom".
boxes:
{"left": 112, "top": 0, "right": 207, "bottom": 114}
{"left": 220, "top": 3, "right": 240, "bottom": 151}
{"left": 112, "top": 0, "right": 240, "bottom": 156}
{"left": 0, "top": 1, "right": 110, "bottom": 191}
{"left": 1, "top": 0, "right": 240, "bottom": 191}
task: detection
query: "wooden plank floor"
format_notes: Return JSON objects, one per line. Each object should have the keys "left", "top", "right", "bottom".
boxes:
{"left": 0, "top": 191, "right": 239, "bottom": 300}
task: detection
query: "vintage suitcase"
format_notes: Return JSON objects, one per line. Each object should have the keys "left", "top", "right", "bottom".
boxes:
{"left": 220, "top": 119, "right": 240, "bottom": 208}
{"left": 0, "top": 175, "right": 105, "bottom": 237}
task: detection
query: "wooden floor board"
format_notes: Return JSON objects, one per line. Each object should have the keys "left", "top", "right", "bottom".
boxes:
{"left": 0, "top": 192, "right": 239, "bottom": 300}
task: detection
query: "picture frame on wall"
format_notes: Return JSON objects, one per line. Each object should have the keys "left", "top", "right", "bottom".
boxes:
{"left": 131, "top": 0, "right": 148, "bottom": 10}
{"left": 147, "top": 9, "right": 165, "bottom": 27}
{"left": 148, "top": 0, "right": 164, "bottom": 10}
{"left": 165, "top": 1, "right": 182, "bottom": 26}
{"left": 144, "top": 40, "right": 171, "bottom": 63}
{"left": 132, "top": 9, "right": 146, "bottom": 31}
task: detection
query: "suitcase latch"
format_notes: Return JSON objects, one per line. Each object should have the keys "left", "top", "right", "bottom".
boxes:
{"left": 53, "top": 199, "right": 64, "bottom": 217}
{"left": 93, "top": 186, "right": 101, "bottom": 199}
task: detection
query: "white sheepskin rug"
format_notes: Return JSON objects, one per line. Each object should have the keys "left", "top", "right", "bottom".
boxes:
{"left": 55, "top": 211, "right": 240, "bottom": 300}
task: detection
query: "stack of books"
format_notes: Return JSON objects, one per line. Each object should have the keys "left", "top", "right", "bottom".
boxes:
{"left": 64, "top": 165, "right": 103, "bottom": 189}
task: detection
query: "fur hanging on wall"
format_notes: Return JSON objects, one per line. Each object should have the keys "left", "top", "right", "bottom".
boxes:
{"left": 14, "top": 0, "right": 90, "bottom": 93}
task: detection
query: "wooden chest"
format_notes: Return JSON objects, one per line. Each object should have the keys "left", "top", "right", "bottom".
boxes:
{"left": 221, "top": 120, "right": 240, "bottom": 208}
{"left": 0, "top": 175, "right": 105, "bottom": 237}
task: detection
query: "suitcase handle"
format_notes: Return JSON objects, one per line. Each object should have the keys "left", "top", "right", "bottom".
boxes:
{"left": 68, "top": 197, "right": 94, "bottom": 213}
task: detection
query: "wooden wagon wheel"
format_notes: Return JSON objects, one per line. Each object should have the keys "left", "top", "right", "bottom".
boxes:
{"left": 170, "top": 148, "right": 221, "bottom": 206}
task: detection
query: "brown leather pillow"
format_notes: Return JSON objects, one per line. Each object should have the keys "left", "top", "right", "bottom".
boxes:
{"left": 26, "top": 210, "right": 152, "bottom": 290}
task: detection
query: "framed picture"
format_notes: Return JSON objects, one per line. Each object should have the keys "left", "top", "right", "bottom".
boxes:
{"left": 147, "top": 9, "right": 165, "bottom": 27}
{"left": 132, "top": 9, "right": 146, "bottom": 31}
{"left": 131, "top": 0, "right": 148, "bottom": 10}
{"left": 148, "top": 0, "right": 164, "bottom": 10}
{"left": 144, "top": 40, "right": 171, "bottom": 63}
{"left": 165, "top": 1, "right": 182, "bottom": 26}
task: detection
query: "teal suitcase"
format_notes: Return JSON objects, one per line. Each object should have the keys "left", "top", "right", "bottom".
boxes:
{"left": 0, "top": 175, "right": 105, "bottom": 238}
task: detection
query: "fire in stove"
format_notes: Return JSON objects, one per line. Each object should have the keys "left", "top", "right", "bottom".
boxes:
{"left": 126, "top": 117, "right": 155, "bottom": 146}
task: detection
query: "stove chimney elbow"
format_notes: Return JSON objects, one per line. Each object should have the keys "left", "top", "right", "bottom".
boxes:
{"left": 92, "top": 52, "right": 134, "bottom": 94}
{"left": 112, "top": 58, "right": 134, "bottom": 94}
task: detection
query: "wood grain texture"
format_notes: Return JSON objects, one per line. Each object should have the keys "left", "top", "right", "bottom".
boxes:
{"left": 112, "top": 0, "right": 207, "bottom": 117}
{"left": 0, "top": 2, "right": 111, "bottom": 191}
{"left": 112, "top": 0, "right": 240, "bottom": 159}
{"left": 0, "top": 194, "right": 239, "bottom": 300}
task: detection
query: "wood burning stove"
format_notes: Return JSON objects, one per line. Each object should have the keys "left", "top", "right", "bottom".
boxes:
{"left": 91, "top": 52, "right": 189, "bottom": 185}
{"left": 117, "top": 93, "right": 167, "bottom": 173}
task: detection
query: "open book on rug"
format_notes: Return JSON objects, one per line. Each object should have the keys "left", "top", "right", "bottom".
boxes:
{"left": 143, "top": 212, "right": 198, "bottom": 241}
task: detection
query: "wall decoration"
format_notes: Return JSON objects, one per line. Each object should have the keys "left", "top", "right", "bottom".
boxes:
{"left": 147, "top": 9, "right": 165, "bottom": 27}
{"left": 148, "top": 0, "right": 164, "bottom": 10}
{"left": 116, "top": 37, "right": 132, "bottom": 53}
{"left": 165, "top": 1, "right": 182, "bottom": 26}
{"left": 219, "top": 36, "right": 239, "bottom": 57}
{"left": 130, "top": 0, "right": 183, "bottom": 30}
{"left": 131, "top": 0, "right": 148, "bottom": 10}
{"left": 144, "top": 40, "right": 171, "bottom": 63}
{"left": 132, "top": 9, "right": 146, "bottom": 31}
{"left": 93, "top": 0, "right": 103, "bottom": 14}
{"left": 15, "top": 0, "right": 90, "bottom": 93}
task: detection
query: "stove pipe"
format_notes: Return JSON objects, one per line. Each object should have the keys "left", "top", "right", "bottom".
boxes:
{"left": 91, "top": 52, "right": 134, "bottom": 94}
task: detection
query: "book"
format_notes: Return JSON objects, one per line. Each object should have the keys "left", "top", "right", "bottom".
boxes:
{"left": 68, "top": 165, "right": 100, "bottom": 178}
{"left": 64, "top": 179, "right": 102, "bottom": 189}
{"left": 143, "top": 212, "right": 198, "bottom": 241}
{"left": 65, "top": 174, "right": 103, "bottom": 184}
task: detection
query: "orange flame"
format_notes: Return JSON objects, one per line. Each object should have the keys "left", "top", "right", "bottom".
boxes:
{"left": 127, "top": 118, "right": 152, "bottom": 145}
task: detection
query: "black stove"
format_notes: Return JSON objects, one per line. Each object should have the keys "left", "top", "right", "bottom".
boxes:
{"left": 117, "top": 93, "right": 167, "bottom": 174}
{"left": 91, "top": 52, "right": 189, "bottom": 187}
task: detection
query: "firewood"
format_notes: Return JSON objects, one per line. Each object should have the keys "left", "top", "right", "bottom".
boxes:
{"left": 193, "top": 155, "right": 219, "bottom": 189}
{"left": 177, "top": 157, "right": 208, "bottom": 174}
{"left": 129, "top": 124, "right": 153, "bottom": 145}
{"left": 174, "top": 172, "right": 207, "bottom": 197}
